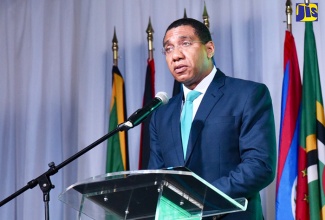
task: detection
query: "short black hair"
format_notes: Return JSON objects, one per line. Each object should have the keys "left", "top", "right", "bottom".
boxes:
{"left": 164, "top": 18, "right": 212, "bottom": 44}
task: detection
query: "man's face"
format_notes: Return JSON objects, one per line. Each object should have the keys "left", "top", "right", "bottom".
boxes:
{"left": 163, "top": 25, "right": 214, "bottom": 90}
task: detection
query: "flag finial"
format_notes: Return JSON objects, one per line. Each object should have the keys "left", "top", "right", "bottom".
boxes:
{"left": 112, "top": 27, "right": 119, "bottom": 66}
{"left": 183, "top": 8, "right": 188, "bottom": 18}
{"left": 285, "top": 0, "right": 292, "bottom": 33}
{"left": 202, "top": 2, "right": 210, "bottom": 29}
{"left": 146, "top": 17, "right": 154, "bottom": 60}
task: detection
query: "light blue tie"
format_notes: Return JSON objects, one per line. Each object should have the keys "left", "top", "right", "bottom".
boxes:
{"left": 181, "top": 90, "right": 201, "bottom": 159}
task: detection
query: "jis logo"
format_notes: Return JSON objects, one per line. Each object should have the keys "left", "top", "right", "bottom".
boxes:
{"left": 296, "top": 3, "right": 318, "bottom": 22}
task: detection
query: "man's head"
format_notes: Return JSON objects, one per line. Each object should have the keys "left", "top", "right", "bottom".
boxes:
{"left": 164, "top": 18, "right": 212, "bottom": 44}
{"left": 163, "top": 18, "right": 215, "bottom": 90}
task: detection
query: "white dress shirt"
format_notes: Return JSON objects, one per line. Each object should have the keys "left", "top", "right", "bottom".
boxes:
{"left": 182, "top": 66, "right": 217, "bottom": 120}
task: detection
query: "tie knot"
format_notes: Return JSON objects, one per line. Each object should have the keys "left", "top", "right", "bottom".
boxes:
{"left": 186, "top": 90, "right": 201, "bottom": 102}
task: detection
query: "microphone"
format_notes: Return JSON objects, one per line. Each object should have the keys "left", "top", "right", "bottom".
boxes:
{"left": 119, "top": 92, "right": 169, "bottom": 131}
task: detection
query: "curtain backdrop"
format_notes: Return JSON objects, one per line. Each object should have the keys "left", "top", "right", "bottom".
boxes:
{"left": 0, "top": 0, "right": 324, "bottom": 219}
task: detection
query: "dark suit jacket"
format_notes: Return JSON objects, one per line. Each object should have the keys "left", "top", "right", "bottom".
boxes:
{"left": 148, "top": 69, "right": 276, "bottom": 220}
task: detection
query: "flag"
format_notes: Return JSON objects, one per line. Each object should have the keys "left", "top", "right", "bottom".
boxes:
{"left": 106, "top": 65, "right": 129, "bottom": 172}
{"left": 296, "top": 22, "right": 325, "bottom": 220}
{"left": 139, "top": 59, "right": 155, "bottom": 169}
{"left": 276, "top": 30, "right": 302, "bottom": 220}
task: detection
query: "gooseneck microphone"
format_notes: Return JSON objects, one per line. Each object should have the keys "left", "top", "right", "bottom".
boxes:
{"left": 119, "top": 92, "right": 169, "bottom": 131}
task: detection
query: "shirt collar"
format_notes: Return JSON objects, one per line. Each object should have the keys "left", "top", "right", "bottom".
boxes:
{"left": 182, "top": 66, "right": 217, "bottom": 98}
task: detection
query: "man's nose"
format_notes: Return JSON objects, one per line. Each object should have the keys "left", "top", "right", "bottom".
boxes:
{"left": 171, "top": 47, "right": 185, "bottom": 61}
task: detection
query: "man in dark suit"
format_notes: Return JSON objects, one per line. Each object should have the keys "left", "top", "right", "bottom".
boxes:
{"left": 148, "top": 18, "right": 276, "bottom": 219}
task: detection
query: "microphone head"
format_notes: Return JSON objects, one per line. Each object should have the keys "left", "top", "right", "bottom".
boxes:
{"left": 155, "top": 92, "right": 169, "bottom": 105}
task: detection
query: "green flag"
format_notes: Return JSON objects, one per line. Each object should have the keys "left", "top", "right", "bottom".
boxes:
{"left": 297, "top": 22, "right": 325, "bottom": 220}
{"left": 106, "top": 66, "right": 129, "bottom": 173}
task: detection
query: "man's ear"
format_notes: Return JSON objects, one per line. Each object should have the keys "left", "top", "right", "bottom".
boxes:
{"left": 205, "top": 41, "right": 215, "bottom": 58}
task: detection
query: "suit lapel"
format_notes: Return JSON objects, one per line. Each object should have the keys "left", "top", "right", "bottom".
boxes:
{"left": 168, "top": 93, "right": 185, "bottom": 165}
{"left": 185, "top": 70, "right": 226, "bottom": 163}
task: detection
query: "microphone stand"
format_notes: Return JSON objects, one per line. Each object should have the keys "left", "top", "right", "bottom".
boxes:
{"left": 0, "top": 123, "right": 131, "bottom": 220}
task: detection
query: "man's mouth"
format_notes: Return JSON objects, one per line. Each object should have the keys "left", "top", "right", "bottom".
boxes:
{"left": 174, "top": 65, "right": 187, "bottom": 73}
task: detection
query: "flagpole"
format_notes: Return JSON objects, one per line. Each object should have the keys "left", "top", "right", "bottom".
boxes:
{"left": 146, "top": 17, "right": 154, "bottom": 60}
{"left": 112, "top": 27, "right": 118, "bottom": 66}
{"left": 285, "top": 0, "right": 292, "bottom": 33}
{"left": 202, "top": 1, "right": 210, "bottom": 29}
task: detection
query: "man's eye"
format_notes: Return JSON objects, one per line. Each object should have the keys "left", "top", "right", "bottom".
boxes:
{"left": 165, "top": 46, "right": 173, "bottom": 52}
{"left": 182, "top": 41, "right": 192, "bottom": 47}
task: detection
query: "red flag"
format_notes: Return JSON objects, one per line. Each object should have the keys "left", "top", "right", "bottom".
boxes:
{"left": 276, "top": 30, "right": 302, "bottom": 219}
{"left": 139, "top": 59, "right": 155, "bottom": 169}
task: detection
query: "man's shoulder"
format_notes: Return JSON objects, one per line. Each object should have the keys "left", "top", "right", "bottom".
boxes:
{"left": 216, "top": 70, "right": 267, "bottom": 91}
{"left": 213, "top": 71, "right": 269, "bottom": 99}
